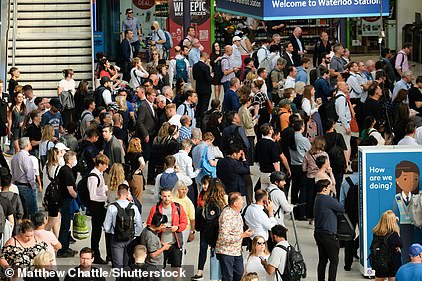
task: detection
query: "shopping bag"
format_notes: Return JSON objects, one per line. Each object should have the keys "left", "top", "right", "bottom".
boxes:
{"left": 73, "top": 211, "right": 89, "bottom": 240}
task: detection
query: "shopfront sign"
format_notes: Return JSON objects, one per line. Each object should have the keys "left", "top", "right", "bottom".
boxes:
{"left": 359, "top": 146, "right": 422, "bottom": 277}
{"left": 216, "top": 0, "right": 389, "bottom": 20}
{"left": 168, "top": 0, "right": 212, "bottom": 54}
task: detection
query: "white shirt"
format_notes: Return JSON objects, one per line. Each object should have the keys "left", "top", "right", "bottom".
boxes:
{"left": 154, "top": 168, "right": 193, "bottom": 200}
{"left": 168, "top": 55, "right": 191, "bottom": 87}
{"left": 283, "top": 76, "right": 296, "bottom": 90}
{"left": 244, "top": 203, "right": 277, "bottom": 241}
{"left": 102, "top": 89, "right": 113, "bottom": 105}
{"left": 173, "top": 150, "right": 200, "bottom": 179}
{"left": 335, "top": 91, "right": 351, "bottom": 129}
{"left": 268, "top": 240, "right": 290, "bottom": 279}
{"left": 398, "top": 135, "right": 419, "bottom": 145}
{"left": 245, "top": 255, "right": 270, "bottom": 281}
{"left": 103, "top": 199, "right": 143, "bottom": 235}
{"left": 231, "top": 44, "right": 242, "bottom": 68}
{"left": 266, "top": 185, "right": 293, "bottom": 226}
{"left": 58, "top": 79, "right": 76, "bottom": 95}
{"left": 130, "top": 66, "right": 149, "bottom": 89}
{"left": 257, "top": 77, "right": 267, "bottom": 95}
{"left": 257, "top": 46, "right": 269, "bottom": 65}
{"left": 88, "top": 168, "right": 108, "bottom": 203}
{"left": 301, "top": 98, "right": 318, "bottom": 117}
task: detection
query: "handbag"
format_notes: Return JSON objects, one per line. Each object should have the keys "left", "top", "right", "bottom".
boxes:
{"left": 201, "top": 146, "right": 216, "bottom": 178}
{"left": 73, "top": 211, "right": 90, "bottom": 240}
{"left": 350, "top": 117, "right": 359, "bottom": 133}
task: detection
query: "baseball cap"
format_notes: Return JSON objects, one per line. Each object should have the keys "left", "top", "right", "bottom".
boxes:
{"left": 232, "top": 36, "right": 241, "bottom": 43}
{"left": 409, "top": 243, "right": 422, "bottom": 257}
{"left": 55, "top": 143, "right": 70, "bottom": 151}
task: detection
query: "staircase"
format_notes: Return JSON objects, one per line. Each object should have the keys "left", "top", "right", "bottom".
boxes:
{"left": 7, "top": 0, "right": 93, "bottom": 97}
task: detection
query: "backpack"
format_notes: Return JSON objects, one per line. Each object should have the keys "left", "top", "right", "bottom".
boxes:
{"left": 43, "top": 166, "right": 62, "bottom": 208}
{"left": 390, "top": 52, "right": 405, "bottom": 81}
{"left": 74, "top": 142, "right": 89, "bottom": 173}
{"left": 259, "top": 53, "right": 274, "bottom": 73}
{"left": 226, "top": 126, "right": 245, "bottom": 151}
{"left": 327, "top": 133, "right": 346, "bottom": 173}
{"left": 178, "top": 36, "right": 191, "bottom": 48}
{"left": 59, "top": 90, "right": 75, "bottom": 110}
{"left": 77, "top": 173, "right": 100, "bottom": 209}
{"left": 214, "top": 57, "right": 228, "bottom": 83}
{"left": 175, "top": 58, "right": 188, "bottom": 82}
{"left": 276, "top": 244, "right": 307, "bottom": 281}
{"left": 112, "top": 202, "right": 135, "bottom": 241}
{"left": 75, "top": 111, "right": 93, "bottom": 140}
{"left": 159, "top": 30, "right": 173, "bottom": 50}
{"left": 266, "top": 69, "right": 275, "bottom": 94}
{"left": 241, "top": 204, "right": 252, "bottom": 249}
{"left": 201, "top": 201, "right": 222, "bottom": 248}
{"left": 336, "top": 212, "right": 355, "bottom": 241}
{"left": 369, "top": 233, "right": 393, "bottom": 275}
{"left": 251, "top": 47, "right": 266, "bottom": 68}
{"left": 326, "top": 93, "right": 345, "bottom": 122}
{"left": 410, "top": 194, "right": 422, "bottom": 227}
{"left": 94, "top": 85, "right": 107, "bottom": 107}
{"left": 159, "top": 171, "right": 178, "bottom": 189}
{"left": 344, "top": 177, "right": 359, "bottom": 224}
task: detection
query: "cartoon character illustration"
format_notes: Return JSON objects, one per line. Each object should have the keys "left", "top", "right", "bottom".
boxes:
{"left": 393, "top": 160, "right": 420, "bottom": 262}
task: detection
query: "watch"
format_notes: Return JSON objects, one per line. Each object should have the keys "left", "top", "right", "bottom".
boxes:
{"left": 190, "top": 231, "right": 195, "bottom": 234}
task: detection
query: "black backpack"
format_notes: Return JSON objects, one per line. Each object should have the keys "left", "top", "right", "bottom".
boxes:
{"left": 226, "top": 126, "right": 245, "bottom": 151}
{"left": 112, "top": 202, "right": 135, "bottom": 241}
{"left": 369, "top": 233, "right": 393, "bottom": 275}
{"left": 326, "top": 93, "right": 345, "bottom": 122}
{"left": 268, "top": 188, "right": 283, "bottom": 218}
{"left": 327, "top": 133, "right": 346, "bottom": 173}
{"left": 309, "top": 69, "right": 318, "bottom": 86}
{"left": 344, "top": 177, "right": 359, "bottom": 224}
{"left": 390, "top": 53, "right": 405, "bottom": 81}
{"left": 44, "top": 166, "right": 62, "bottom": 208}
{"left": 336, "top": 212, "right": 355, "bottom": 241}
{"left": 276, "top": 244, "right": 307, "bottom": 281}
{"left": 202, "top": 201, "right": 222, "bottom": 248}
{"left": 214, "top": 57, "right": 228, "bottom": 83}
{"left": 77, "top": 173, "right": 100, "bottom": 209}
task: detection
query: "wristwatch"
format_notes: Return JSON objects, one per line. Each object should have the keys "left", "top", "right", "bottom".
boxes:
{"left": 190, "top": 231, "right": 195, "bottom": 234}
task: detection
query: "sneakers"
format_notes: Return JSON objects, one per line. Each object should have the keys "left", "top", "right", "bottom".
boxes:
{"left": 191, "top": 274, "right": 204, "bottom": 280}
{"left": 93, "top": 257, "right": 108, "bottom": 265}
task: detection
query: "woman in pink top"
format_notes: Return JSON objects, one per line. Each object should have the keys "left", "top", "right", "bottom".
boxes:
{"left": 32, "top": 212, "right": 61, "bottom": 265}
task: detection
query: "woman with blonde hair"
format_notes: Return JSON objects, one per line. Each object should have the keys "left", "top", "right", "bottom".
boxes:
{"left": 125, "top": 137, "right": 145, "bottom": 203}
{"left": 173, "top": 180, "right": 196, "bottom": 262}
{"left": 241, "top": 272, "right": 259, "bottom": 281}
{"left": 371, "top": 210, "right": 403, "bottom": 281}
{"left": 32, "top": 251, "right": 58, "bottom": 278}
{"left": 107, "top": 163, "right": 128, "bottom": 203}
{"left": 39, "top": 125, "right": 56, "bottom": 168}
{"left": 244, "top": 236, "right": 270, "bottom": 280}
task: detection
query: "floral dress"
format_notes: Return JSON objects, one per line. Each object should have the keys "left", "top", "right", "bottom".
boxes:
{"left": 0, "top": 237, "right": 48, "bottom": 269}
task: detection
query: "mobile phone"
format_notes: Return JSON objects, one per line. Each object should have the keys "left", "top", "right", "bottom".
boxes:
{"left": 166, "top": 226, "right": 172, "bottom": 229}
{"left": 259, "top": 256, "right": 265, "bottom": 260}
{"left": 254, "top": 114, "right": 260, "bottom": 120}
{"left": 263, "top": 200, "right": 268, "bottom": 205}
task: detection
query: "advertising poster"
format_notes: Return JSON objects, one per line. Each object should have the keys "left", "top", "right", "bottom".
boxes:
{"left": 168, "top": 0, "right": 211, "bottom": 57}
{"left": 362, "top": 17, "right": 382, "bottom": 37}
{"left": 359, "top": 146, "right": 422, "bottom": 277}
{"left": 217, "top": 0, "right": 389, "bottom": 20}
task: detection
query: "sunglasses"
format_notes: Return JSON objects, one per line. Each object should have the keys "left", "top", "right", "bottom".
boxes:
{"left": 128, "top": 11, "right": 133, "bottom": 14}
{"left": 257, "top": 241, "right": 266, "bottom": 245}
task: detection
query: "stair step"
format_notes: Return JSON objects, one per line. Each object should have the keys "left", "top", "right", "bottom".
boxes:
{"left": 5, "top": 64, "right": 92, "bottom": 73}
{"left": 9, "top": 32, "right": 91, "bottom": 40}
{"left": 7, "top": 72, "right": 91, "bottom": 82}
{"left": 9, "top": 56, "right": 91, "bottom": 65}
{"left": 12, "top": 0, "right": 89, "bottom": 3}
{"left": 11, "top": 3, "right": 90, "bottom": 12}
{"left": 8, "top": 48, "right": 91, "bottom": 57}
{"left": 16, "top": 11, "right": 90, "bottom": 19}
{"left": 9, "top": 26, "right": 91, "bottom": 33}
{"left": 11, "top": 19, "right": 91, "bottom": 27}
{"left": 7, "top": 40, "right": 91, "bottom": 49}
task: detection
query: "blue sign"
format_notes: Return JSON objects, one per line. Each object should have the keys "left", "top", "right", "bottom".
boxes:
{"left": 359, "top": 146, "right": 422, "bottom": 277}
{"left": 216, "top": 0, "right": 389, "bottom": 20}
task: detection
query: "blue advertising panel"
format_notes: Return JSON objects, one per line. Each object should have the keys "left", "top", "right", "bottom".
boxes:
{"left": 359, "top": 146, "right": 422, "bottom": 277}
{"left": 216, "top": 0, "right": 389, "bottom": 20}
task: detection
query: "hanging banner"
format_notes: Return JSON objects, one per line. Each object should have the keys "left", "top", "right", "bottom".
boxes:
{"left": 216, "top": 0, "right": 389, "bottom": 20}
{"left": 359, "top": 146, "right": 422, "bottom": 277}
{"left": 168, "top": 0, "right": 211, "bottom": 57}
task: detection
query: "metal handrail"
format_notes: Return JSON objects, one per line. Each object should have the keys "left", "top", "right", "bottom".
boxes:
{"left": 11, "top": 0, "right": 17, "bottom": 66}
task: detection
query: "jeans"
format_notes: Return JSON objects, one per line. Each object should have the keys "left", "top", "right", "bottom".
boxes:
{"left": 217, "top": 254, "right": 243, "bottom": 281}
{"left": 223, "top": 81, "right": 230, "bottom": 96}
{"left": 17, "top": 184, "right": 38, "bottom": 219}
{"left": 334, "top": 173, "right": 344, "bottom": 200}
{"left": 110, "top": 235, "right": 131, "bottom": 268}
{"left": 58, "top": 198, "right": 72, "bottom": 253}
{"left": 198, "top": 231, "right": 208, "bottom": 270}
{"left": 314, "top": 232, "right": 340, "bottom": 281}
{"left": 90, "top": 201, "right": 107, "bottom": 259}
{"left": 290, "top": 165, "right": 306, "bottom": 219}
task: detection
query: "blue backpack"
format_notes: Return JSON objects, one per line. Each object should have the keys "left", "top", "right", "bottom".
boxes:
{"left": 160, "top": 171, "right": 178, "bottom": 189}
{"left": 159, "top": 30, "right": 173, "bottom": 50}
{"left": 175, "top": 58, "right": 188, "bottom": 82}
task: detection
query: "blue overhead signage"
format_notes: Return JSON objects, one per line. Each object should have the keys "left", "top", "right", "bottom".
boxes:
{"left": 216, "top": 0, "right": 389, "bottom": 20}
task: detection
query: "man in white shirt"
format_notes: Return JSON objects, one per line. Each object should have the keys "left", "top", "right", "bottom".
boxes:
{"left": 23, "top": 85, "right": 37, "bottom": 115}
{"left": 88, "top": 154, "right": 110, "bottom": 264}
{"left": 168, "top": 46, "right": 191, "bottom": 87}
{"left": 346, "top": 62, "right": 364, "bottom": 101}
{"left": 261, "top": 225, "right": 290, "bottom": 281}
{"left": 231, "top": 36, "right": 242, "bottom": 71}
{"left": 257, "top": 39, "right": 271, "bottom": 66}
{"left": 176, "top": 91, "right": 198, "bottom": 128}
{"left": 398, "top": 122, "right": 419, "bottom": 145}
{"left": 174, "top": 139, "right": 200, "bottom": 179}
{"left": 267, "top": 172, "right": 293, "bottom": 226}
{"left": 283, "top": 66, "right": 297, "bottom": 90}
{"left": 244, "top": 189, "right": 277, "bottom": 241}
{"left": 393, "top": 71, "right": 413, "bottom": 102}
{"left": 335, "top": 82, "right": 352, "bottom": 163}
{"left": 165, "top": 103, "right": 182, "bottom": 128}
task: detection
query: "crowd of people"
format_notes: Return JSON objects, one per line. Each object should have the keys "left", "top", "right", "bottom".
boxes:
{"left": 0, "top": 9, "right": 421, "bottom": 280}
